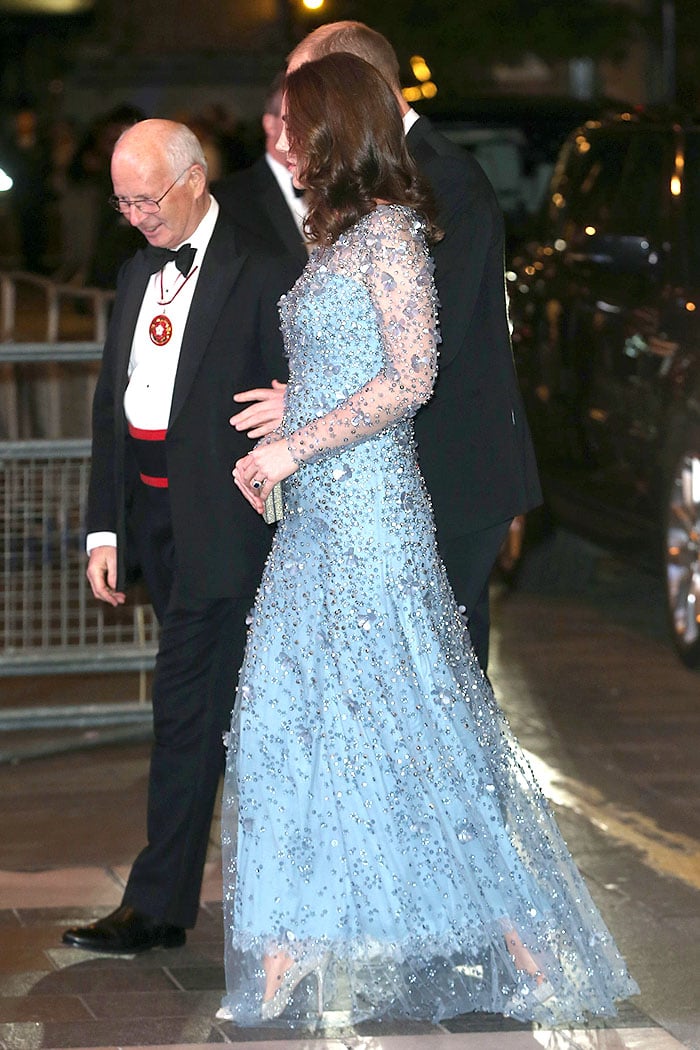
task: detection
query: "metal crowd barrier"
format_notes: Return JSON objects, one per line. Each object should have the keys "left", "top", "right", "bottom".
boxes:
{"left": 0, "top": 281, "right": 157, "bottom": 756}
{"left": 0, "top": 332, "right": 158, "bottom": 682}
{"left": 0, "top": 271, "right": 113, "bottom": 344}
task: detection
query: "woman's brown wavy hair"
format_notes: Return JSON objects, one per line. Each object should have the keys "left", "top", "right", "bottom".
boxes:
{"left": 283, "top": 52, "right": 441, "bottom": 246}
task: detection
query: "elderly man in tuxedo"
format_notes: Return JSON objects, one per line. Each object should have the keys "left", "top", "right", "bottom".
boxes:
{"left": 233, "top": 23, "right": 542, "bottom": 672}
{"left": 62, "top": 119, "right": 297, "bottom": 953}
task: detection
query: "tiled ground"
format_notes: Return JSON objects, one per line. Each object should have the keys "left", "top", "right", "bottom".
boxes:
{"left": 0, "top": 870, "right": 676, "bottom": 1050}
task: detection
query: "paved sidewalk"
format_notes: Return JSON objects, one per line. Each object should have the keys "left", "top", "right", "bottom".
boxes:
{"left": 0, "top": 737, "right": 678, "bottom": 1050}
{"left": 0, "top": 869, "right": 667, "bottom": 1050}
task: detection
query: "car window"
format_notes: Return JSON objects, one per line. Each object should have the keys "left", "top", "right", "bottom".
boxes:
{"left": 439, "top": 126, "right": 534, "bottom": 218}
{"left": 611, "top": 130, "right": 673, "bottom": 238}
{"left": 546, "top": 127, "right": 672, "bottom": 243}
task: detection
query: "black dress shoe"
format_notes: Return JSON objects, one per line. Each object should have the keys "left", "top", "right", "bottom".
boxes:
{"left": 61, "top": 904, "right": 186, "bottom": 954}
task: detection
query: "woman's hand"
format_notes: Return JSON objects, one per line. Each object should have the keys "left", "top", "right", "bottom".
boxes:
{"left": 233, "top": 439, "right": 298, "bottom": 514}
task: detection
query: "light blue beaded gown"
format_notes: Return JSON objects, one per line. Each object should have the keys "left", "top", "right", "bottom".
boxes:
{"left": 220, "top": 205, "right": 638, "bottom": 1028}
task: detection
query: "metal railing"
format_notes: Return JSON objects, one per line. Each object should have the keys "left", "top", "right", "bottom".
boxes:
{"left": 1, "top": 437, "right": 159, "bottom": 676}
{"left": 0, "top": 285, "right": 159, "bottom": 681}
{"left": 1, "top": 271, "right": 114, "bottom": 344}
{"left": 0, "top": 275, "right": 157, "bottom": 759}
{"left": 1, "top": 271, "right": 115, "bottom": 441}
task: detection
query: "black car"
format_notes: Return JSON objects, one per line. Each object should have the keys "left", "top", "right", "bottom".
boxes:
{"left": 424, "top": 96, "right": 627, "bottom": 251}
{"left": 507, "top": 108, "right": 700, "bottom": 666}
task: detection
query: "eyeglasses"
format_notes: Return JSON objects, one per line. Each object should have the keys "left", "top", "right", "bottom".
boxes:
{"left": 108, "top": 166, "right": 192, "bottom": 214}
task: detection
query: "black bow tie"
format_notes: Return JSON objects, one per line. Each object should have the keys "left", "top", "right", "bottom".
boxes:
{"left": 144, "top": 243, "right": 196, "bottom": 276}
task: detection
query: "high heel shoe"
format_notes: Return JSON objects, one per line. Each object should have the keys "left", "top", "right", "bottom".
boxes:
{"left": 502, "top": 930, "right": 555, "bottom": 1016}
{"left": 504, "top": 970, "right": 556, "bottom": 1015}
{"left": 261, "top": 952, "right": 329, "bottom": 1021}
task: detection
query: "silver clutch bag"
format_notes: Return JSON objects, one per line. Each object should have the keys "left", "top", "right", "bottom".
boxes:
{"left": 263, "top": 482, "right": 284, "bottom": 524}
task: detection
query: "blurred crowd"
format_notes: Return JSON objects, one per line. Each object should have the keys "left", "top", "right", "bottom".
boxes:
{"left": 0, "top": 99, "right": 263, "bottom": 287}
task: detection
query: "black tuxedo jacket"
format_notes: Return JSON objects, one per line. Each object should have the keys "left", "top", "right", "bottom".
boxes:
{"left": 408, "top": 116, "right": 542, "bottom": 539}
{"left": 213, "top": 156, "right": 309, "bottom": 269}
{"left": 86, "top": 211, "right": 298, "bottom": 599}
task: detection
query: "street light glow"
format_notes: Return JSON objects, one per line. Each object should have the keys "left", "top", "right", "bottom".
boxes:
{"left": 403, "top": 55, "right": 438, "bottom": 102}
{"left": 410, "top": 55, "right": 431, "bottom": 82}
{"left": 0, "top": 0, "right": 92, "bottom": 9}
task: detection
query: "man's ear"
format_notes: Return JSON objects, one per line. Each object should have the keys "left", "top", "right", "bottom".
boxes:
{"left": 189, "top": 164, "right": 208, "bottom": 196}
{"left": 262, "top": 112, "right": 283, "bottom": 144}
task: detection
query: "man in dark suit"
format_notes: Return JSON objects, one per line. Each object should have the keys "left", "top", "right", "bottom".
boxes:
{"left": 213, "top": 72, "right": 309, "bottom": 269}
{"left": 407, "top": 109, "right": 542, "bottom": 670}
{"left": 234, "top": 23, "right": 541, "bottom": 671}
{"left": 62, "top": 118, "right": 296, "bottom": 954}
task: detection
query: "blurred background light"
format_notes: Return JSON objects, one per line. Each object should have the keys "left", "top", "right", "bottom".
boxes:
{"left": 0, "top": 0, "right": 92, "bottom": 10}
{"left": 410, "top": 56, "right": 432, "bottom": 83}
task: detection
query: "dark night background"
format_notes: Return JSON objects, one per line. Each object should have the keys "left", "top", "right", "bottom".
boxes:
{"left": 0, "top": 0, "right": 697, "bottom": 276}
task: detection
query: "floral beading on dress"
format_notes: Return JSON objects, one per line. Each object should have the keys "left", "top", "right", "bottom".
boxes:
{"left": 220, "top": 205, "right": 638, "bottom": 1028}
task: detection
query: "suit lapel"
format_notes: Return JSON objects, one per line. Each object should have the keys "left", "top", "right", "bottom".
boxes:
{"left": 115, "top": 253, "right": 151, "bottom": 408}
{"left": 256, "top": 161, "right": 308, "bottom": 264}
{"left": 168, "top": 216, "right": 245, "bottom": 426}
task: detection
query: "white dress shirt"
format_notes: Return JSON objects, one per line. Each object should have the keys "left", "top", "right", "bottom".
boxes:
{"left": 403, "top": 108, "right": 420, "bottom": 135}
{"left": 265, "top": 152, "right": 308, "bottom": 243}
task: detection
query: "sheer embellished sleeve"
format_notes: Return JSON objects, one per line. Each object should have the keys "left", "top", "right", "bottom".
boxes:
{"left": 286, "top": 208, "right": 440, "bottom": 465}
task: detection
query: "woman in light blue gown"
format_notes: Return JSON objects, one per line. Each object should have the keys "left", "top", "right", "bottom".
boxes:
{"left": 218, "top": 52, "right": 638, "bottom": 1029}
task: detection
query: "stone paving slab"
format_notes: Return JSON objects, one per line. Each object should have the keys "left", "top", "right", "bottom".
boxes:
{"left": 0, "top": 896, "right": 661, "bottom": 1050}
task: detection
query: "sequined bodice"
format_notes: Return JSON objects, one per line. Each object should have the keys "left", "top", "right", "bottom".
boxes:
{"left": 282, "top": 206, "right": 437, "bottom": 451}
{"left": 275, "top": 205, "right": 439, "bottom": 548}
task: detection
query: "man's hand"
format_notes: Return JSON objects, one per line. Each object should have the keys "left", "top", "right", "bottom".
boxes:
{"left": 86, "top": 545, "right": 126, "bottom": 607}
{"left": 230, "top": 379, "right": 286, "bottom": 439}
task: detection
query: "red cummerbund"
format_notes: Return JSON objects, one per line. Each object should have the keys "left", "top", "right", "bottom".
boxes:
{"left": 128, "top": 423, "right": 168, "bottom": 488}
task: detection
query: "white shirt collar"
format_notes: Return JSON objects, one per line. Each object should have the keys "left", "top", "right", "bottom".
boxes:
{"left": 265, "top": 151, "right": 307, "bottom": 234}
{"left": 403, "top": 108, "right": 420, "bottom": 135}
{"left": 175, "top": 194, "right": 219, "bottom": 256}
{"left": 265, "top": 153, "right": 300, "bottom": 206}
